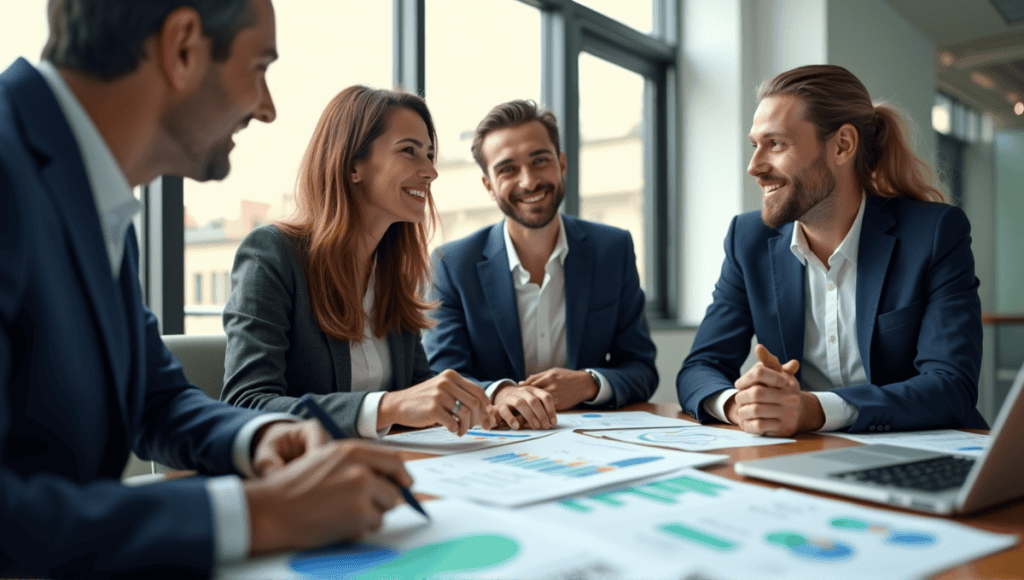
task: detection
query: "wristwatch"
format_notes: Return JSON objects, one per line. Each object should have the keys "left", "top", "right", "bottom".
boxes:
{"left": 585, "top": 368, "right": 601, "bottom": 389}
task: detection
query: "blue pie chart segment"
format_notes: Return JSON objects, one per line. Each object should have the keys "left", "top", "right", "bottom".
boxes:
{"left": 289, "top": 534, "right": 519, "bottom": 579}
{"left": 290, "top": 543, "right": 398, "bottom": 578}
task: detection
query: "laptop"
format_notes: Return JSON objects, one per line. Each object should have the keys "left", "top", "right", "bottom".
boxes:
{"left": 733, "top": 362, "right": 1024, "bottom": 515}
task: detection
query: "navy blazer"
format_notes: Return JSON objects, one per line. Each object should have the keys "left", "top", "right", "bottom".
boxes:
{"left": 221, "top": 225, "right": 435, "bottom": 436}
{"left": 0, "top": 58, "right": 259, "bottom": 577}
{"left": 677, "top": 195, "right": 987, "bottom": 432}
{"left": 424, "top": 215, "right": 658, "bottom": 408}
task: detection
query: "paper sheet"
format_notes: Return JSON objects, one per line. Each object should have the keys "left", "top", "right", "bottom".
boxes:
{"left": 521, "top": 469, "right": 774, "bottom": 528}
{"left": 218, "top": 499, "right": 692, "bottom": 580}
{"left": 592, "top": 425, "right": 796, "bottom": 451}
{"left": 525, "top": 476, "right": 1016, "bottom": 580}
{"left": 405, "top": 430, "right": 726, "bottom": 507}
{"left": 379, "top": 425, "right": 557, "bottom": 454}
{"left": 556, "top": 410, "right": 696, "bottom": 430}
{"left": 828, "top": 429, "right": 991, "bottom": 457}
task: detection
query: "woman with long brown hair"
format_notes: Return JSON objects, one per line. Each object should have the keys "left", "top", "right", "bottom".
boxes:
{"left": 221, "top": 85, "right": 492, "bottom": 438}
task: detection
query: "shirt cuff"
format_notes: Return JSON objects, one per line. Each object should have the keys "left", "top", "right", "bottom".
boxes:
{"left": 485, "top": 379, "right": 517, "bottom": 402}
{"left": 357, "top": 391, "right": 391, "bottom": 439}
{"left": 584, "top": 369, "right": 612, "bottom": 405}
{"left": 702, "top": 388, "right": 738, "bottom": 423}
{"left": 232, "top": 413, "right": 299, "bottom": 478}
{"left": 206, "top": 475, "right": 249, "bottom": 565}
{"left": 812, "top": 391, "right": 859, "bottom": 431}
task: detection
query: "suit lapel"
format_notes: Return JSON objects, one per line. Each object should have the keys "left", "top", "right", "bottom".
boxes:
{"left": 386, "top": 330, "right": 405, "bottom": 391}
{"left": 563, "top": 217, "right": 593, "bottom": 369}
{"left": 326, "top": 335, "right": 353, "bottom": 392}
{"left": 3, "top": 59, "right": 130, "bottom": 404}
{"left": 117, "top": 226, "right": 145, "bottom": 423}
{"left": 477, "top": 223, "right": 526, "bottom": 378}
{"left": 768, "top": 224, "right": 806, "bottom": 368}
{"left": 856, "top": 197, "right": 896, "bottom": 380}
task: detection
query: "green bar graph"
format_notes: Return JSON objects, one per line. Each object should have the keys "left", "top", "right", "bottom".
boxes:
{"left": 659, "top": 524, "right": 738, "bottom": 551}
{"left": 556, "top": 475, "right": 732, "bottom": 514}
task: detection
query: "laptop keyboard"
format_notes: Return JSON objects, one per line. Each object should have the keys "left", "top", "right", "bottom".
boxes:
{"left": 831, "top": 455, "right": 976, "bottom": 492}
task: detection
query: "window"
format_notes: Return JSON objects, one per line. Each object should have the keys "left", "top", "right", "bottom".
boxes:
{"left": 573, "top": 0, "right": 655, "bottom": 33}
{"left": 193, "top": 273, "right": 204, "bottom": 305}
{"left": 181, "top": 1, "right": 392, "bottom": 334}
{"left": 425, "top": 0, "right": 541, "bottom": 252}
{"left": 211, "top": 272, "right": 229, "bottom": 305}
{"left": 578, "top": 53, "right": 646, "bottom": 287}
{"left": 129, "top": 0, "right": 679, "bottom": 331}
{"left": 531, "top": 0, "right": 678, "bottom": 318}
{"left": 0, "top": 1, "right": 48, "bottom": 68}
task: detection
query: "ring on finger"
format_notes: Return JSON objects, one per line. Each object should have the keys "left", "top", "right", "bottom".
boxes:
{"left": 451, "top": 399, "right": 463, "bottom": 417}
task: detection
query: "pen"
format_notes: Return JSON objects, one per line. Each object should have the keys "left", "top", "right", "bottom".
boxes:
{"left": 296, "top": 394, "right": 429, "bottom": 519}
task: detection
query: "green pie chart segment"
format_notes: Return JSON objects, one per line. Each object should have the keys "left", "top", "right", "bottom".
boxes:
{"left": 290, "top": 534, "right": 521, "bottom": 580}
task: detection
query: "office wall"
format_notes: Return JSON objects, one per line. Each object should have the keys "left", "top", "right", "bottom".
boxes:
{"left": 680, "top": 0, "right": 746, "bottom": 325}
{"left": 827, "top": 0, "right": 937, "bottom": 167}
{"left": 995, "top": 131, "right": 1024, "bottom": 313}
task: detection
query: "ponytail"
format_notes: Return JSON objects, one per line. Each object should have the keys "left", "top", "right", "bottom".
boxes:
{"left": 759, "top": 65, "right": 946, "bottom": 205}
{"left": 866, "top": 104, "right": 945, "bottom": 203}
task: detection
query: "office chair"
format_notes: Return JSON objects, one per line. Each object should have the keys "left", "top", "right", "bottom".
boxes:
{"left": 122, "top": 334, "right": 228, "bottom": 481}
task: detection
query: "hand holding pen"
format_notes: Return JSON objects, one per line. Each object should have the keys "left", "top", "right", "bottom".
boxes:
{"left": 297, "top": 394, "right": 430, "bottom": 519}
{"left": 242, "top": 413, "right": 415, "bottom": 556}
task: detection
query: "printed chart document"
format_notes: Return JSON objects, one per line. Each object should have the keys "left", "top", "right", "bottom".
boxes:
{"left": 380, "top": 425, "right": 557, "bottom": 455}
{"left": 218, "top": 499, "right": 692, "bottom": 580}
{"left": 557, "top": 410, "right": 695, "bottom": 430}
{"left": 525, "top": 474, "right": 1015, "bottom": 580}
{"left": 522, "top": 469, "right": 774, "bottom": 528}
{"left": 828, "top": 429, "right": 991, "bottom": 457}
{"left": 591, "top": 425, "right": 795, "bottom": 451}
{"left": 405, "top": 430, "right": 726, "bottom": 507}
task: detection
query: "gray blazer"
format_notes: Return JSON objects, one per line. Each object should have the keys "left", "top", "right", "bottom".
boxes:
{"left": 221, "top": 225, "right": 434, "bottom": 437}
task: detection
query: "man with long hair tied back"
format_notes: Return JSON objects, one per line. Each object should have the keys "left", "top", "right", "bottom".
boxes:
{"left": 678, "top": 64, "right": 987, "bottom": 437}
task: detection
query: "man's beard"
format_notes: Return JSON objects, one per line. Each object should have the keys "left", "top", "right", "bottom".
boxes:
{"left": 497, "top": 179, "right": 565, "bottom": 229}
{"left": 200, "top": 139, "right": 233, "bottom": 181}
{"left": 761, "top": 153, "right": 836, "bottom": 228}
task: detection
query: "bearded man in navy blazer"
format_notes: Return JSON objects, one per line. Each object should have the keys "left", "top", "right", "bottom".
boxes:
{"left": 0, "top": 1, "right": 411, "bottom": 577}
{"left": 677, "top": 65, "right": 987, "bottom": 437}
{"left": 424, "top": 100, "right": 657, "bottom": 430}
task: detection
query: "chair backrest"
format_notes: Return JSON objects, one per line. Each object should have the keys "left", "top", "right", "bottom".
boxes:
{"left": 161, "top": 333, "right": 228, "bottom": 400}
{"left": 123, "top": 334, "right": 230, "bottom": 478}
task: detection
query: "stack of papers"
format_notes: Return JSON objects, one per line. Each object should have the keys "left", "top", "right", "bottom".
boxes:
{"left": 405, "top": 430, "right": 726, "bottom": 507}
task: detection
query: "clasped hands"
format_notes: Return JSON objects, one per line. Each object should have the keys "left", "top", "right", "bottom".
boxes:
{"left": 492, "top": 368, "right": 599, "bottom": 430}
{"left": 724, "top": 344, "right": 825, "bottom": 437}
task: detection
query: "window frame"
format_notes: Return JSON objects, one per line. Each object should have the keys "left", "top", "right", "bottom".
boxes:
{"left": 157, "top": 0, "right": 681, "bottom": 333}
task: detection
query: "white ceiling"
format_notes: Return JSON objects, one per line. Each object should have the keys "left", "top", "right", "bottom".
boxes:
{"left": 886, "top": 0, "right": 1024, "bottom": 128}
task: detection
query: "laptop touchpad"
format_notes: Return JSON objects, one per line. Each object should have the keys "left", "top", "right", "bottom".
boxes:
{"left": 819, "top": 449, "right": 906, "bottom": 467}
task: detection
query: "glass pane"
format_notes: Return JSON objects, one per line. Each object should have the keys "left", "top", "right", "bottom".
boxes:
{"left": 183, "top": 0, "right": 392, "bottom": 334}
{"left": 574, "top": 0, "right": 654, "bottom": 34}
{"left": 426, "top": 0, "right": 541, "bottom": 252}
{"left": 932, "top": 93, "right": 952, "bottom": 135}
{"left": 578, "top": 53, "right": 646, "bottom": 289}
{"left": 0, "top": 1, "right": 48, "bottom": 68}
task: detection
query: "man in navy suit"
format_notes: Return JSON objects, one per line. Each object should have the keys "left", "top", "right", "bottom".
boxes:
{"left": 677, "top": 65, "right": 987, "bottom": 437}
{"left": 0, "top": 1, "right": 411, "bottom": 577}
{"left": 424, "top": 100, "right": 657, "bottom": 430}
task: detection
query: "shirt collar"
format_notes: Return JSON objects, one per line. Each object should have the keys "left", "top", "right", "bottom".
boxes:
{"left": 790, "top": 192, "right": 867, "bottom": 268}
{"left": 36, "top": 61, "right": 137, "bottom": 221}
{"left": 503, "top": 214, "right": 569, "bottom": 282}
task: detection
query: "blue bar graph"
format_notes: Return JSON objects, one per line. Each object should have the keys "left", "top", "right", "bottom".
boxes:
{"left": 482, "top": 451, "right": 663, "bottom": 479}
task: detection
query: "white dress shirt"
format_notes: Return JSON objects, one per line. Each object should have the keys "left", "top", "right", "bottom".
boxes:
{"left": 484, "top": 216, "right": 612, "bottom": 405}
{"left": 350, "top": 261, "right": 394, "bottom": 439}
{"left": 36, "top": 60, "right": 296, "bottom": 565}
{"left": 704, "top": 195, "right": 866, "bottom": 431}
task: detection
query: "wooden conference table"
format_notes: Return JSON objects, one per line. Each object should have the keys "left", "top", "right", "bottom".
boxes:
{"left": 395, "top": 402, "right": 1023, "bottom": 580}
